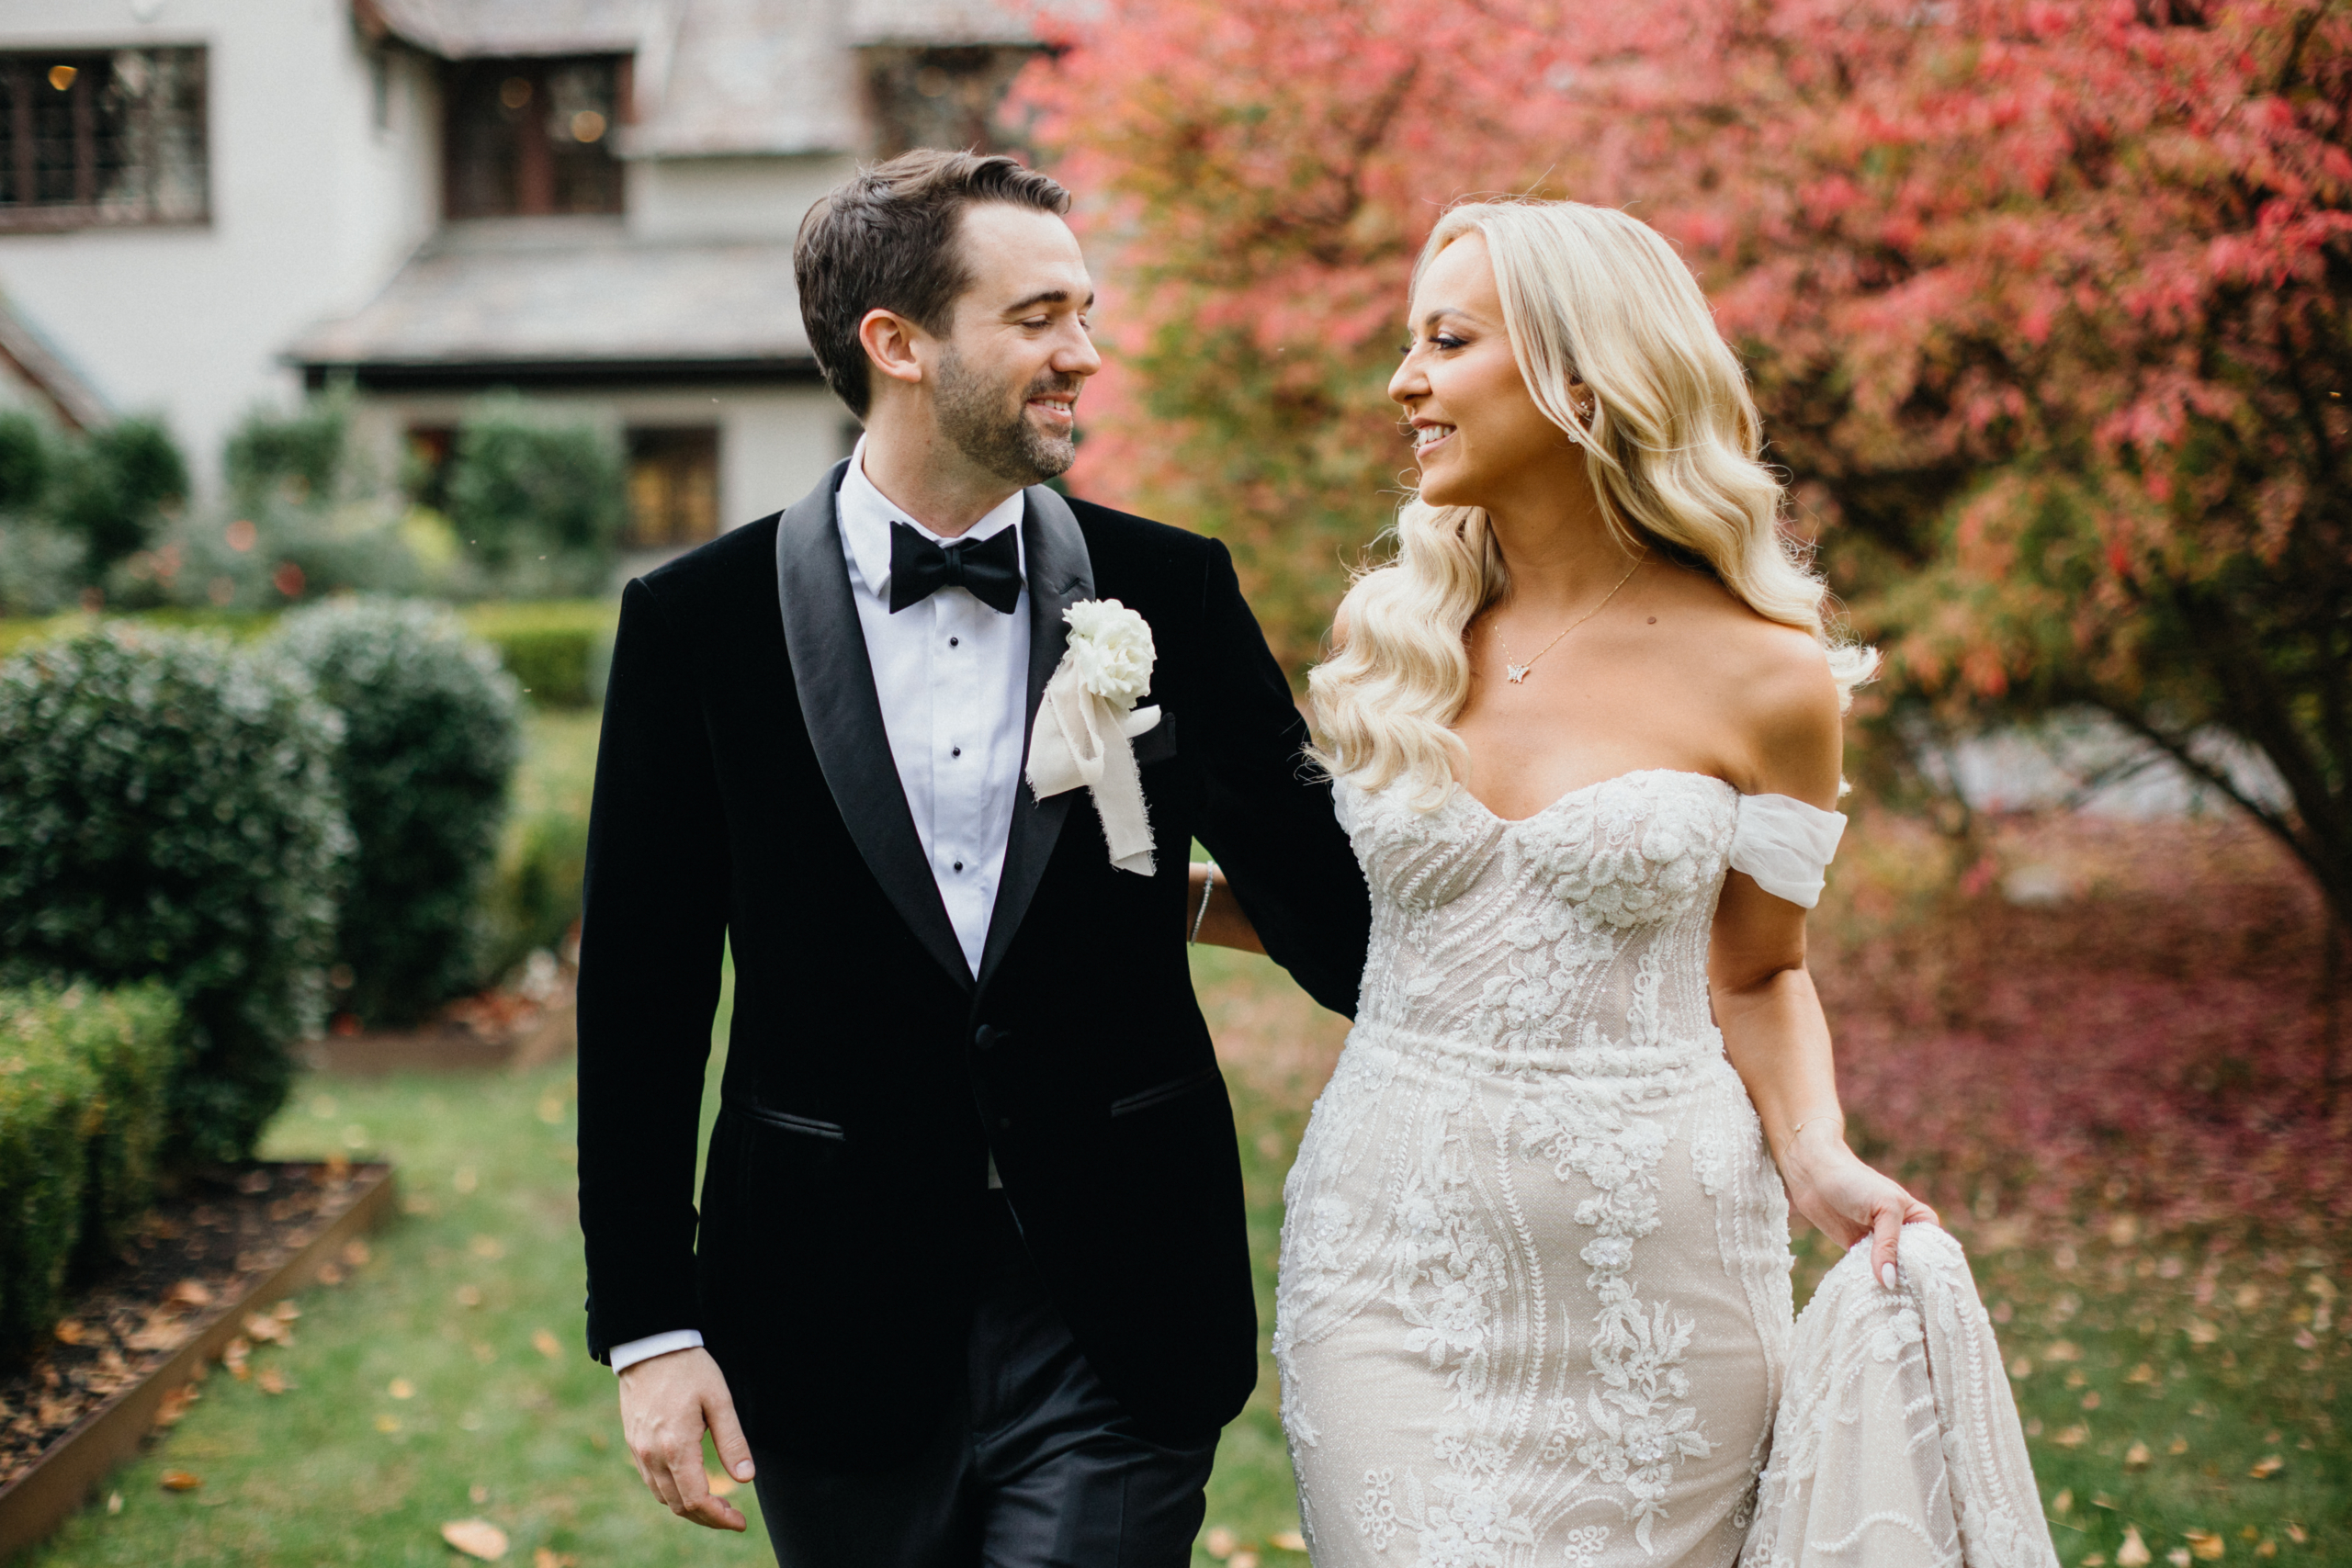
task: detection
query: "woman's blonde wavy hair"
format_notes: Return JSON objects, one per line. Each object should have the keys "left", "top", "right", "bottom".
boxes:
{"left": 1306, "top": 198, "right": 1877, "bottom": 808}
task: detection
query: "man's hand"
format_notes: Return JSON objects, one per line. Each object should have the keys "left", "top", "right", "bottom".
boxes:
{"left": 616, "top": 1347, "right": 755, "bottom": 1531}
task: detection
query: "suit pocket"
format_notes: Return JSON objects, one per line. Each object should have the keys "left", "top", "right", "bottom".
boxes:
{"left": 1110, "top": 1065, "right": 1222, "bottom": 1118}
{"left": 1131, "top": 709, "right": 1179, "bottom": 767}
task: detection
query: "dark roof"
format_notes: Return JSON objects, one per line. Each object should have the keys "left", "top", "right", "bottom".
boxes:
{"left": 359, "top": 0, "right": 1046, "bottom": 156}
{"left": 285, "top": 220, "right": 817, "bottom": 387}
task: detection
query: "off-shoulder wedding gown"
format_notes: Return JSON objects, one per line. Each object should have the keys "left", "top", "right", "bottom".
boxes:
{"left": 1273, "top": 771, "right": 2056, "bottom": 1568}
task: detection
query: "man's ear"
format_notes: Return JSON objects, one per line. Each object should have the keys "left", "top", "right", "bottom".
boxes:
{"left": 858, "top": 309, "right": 927, "bottom": 390}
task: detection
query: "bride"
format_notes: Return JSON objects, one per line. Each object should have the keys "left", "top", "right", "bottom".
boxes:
{"left": 1246, "top": 197, "right": 1945, "bottom": 1565}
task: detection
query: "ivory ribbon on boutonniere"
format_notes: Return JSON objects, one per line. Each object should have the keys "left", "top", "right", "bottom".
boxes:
{"left": 1026, "top": 598, "right": 1161, "bottom": 875}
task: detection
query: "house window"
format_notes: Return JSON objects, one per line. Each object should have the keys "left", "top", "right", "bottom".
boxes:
{"left": 444, "top": 57, "right": 624, "bottom": 219}
{"left": 626, "top": 428, "right": 719, "bottom": 548}
{"left": 863, "top": 46, "right": 1041, "bottom": 160}
{"left": 0, "top": 49, "right": 208, "bottom": 231}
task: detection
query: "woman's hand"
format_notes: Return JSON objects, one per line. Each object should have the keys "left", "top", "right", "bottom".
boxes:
{"left": 1780, "top": 1127, "right": 1938, "bottom": 1292}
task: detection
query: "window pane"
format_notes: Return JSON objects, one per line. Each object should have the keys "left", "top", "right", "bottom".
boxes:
{"left": 446, "top": 56, "right": 623, "bottom": 220}
{"left": 626, "top": 428, "right": 720, "bottom": 548}
{"left": 0, "top": 48, "right": 207, "bottom": 227}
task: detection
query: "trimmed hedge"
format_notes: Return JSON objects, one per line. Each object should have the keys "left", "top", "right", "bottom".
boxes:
{"left": 0, "top": 601, "right": 618, "bottom": 708}
{"left": 273, "top": 599, "right": 523, "bottom": 1025}
{"left": 0, "top": 983, "right": 179, "bottom": 1368}
{"left": 0, "top": 627, "right": 350, "bottom": 1165}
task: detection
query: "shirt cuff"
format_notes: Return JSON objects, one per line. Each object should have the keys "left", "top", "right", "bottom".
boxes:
{"left": 610, "top": 1328, "right": 705, "bottom": 1373}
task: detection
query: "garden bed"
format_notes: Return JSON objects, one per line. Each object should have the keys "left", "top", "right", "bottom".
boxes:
{"left": 0, "top": 1159, "right": 395, "bottom": 1559}
{"left": 300, "top": 971, "right": 576, "bottom": 1077}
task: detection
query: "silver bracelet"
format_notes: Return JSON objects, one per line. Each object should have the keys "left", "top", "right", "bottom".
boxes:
{"left": 1189, "top": 863, "right": 1218, "bottom": 944}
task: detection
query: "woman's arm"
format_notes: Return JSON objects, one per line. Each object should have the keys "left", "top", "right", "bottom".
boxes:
{"left": 1712, "top": 641, "right": 1934, "bottom": 1291}
{"left": 1186, "top": 861, "right": 1266, "bottom": 953}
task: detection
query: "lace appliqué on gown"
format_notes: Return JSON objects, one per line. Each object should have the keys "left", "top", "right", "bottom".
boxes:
{"left": 1278, "top": 773, "right": 1798, "bottom": 1568}
{"left": 1276, "top": 770, "right": 2053, "bottom": 1568}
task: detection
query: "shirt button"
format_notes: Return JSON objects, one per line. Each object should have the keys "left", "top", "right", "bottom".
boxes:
{"left": 953, "top": 860, "right": 964, "bottom": 872}
{"left": 951, "top": 746, "right": 962, "bottom": 758}
{"left": 949, "top": 637, "right": 960, "bottom": 648}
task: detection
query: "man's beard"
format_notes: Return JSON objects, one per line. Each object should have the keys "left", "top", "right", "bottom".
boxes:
{"left": 935, "top": 347, "right": 1079, "bottom": 485}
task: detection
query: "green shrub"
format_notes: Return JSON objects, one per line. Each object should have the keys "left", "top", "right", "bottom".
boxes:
{"left": 460, "top": 600, "right": 618, "bottom": 708}
{"left": 224, "top": 397, "right": 350, "bottom": 507}
{"left": 0, "top": 516, "right": 85, "bottom": 617}
{"left": 0, "top": 411, "right": 52, "bottom": 511}
{"left": 56, "top": 981, "right": 180, "bottom": 1275}
{"left": 0, "top": 627, "right": 351, "bottom": 1164}
{"left": 52, "top": 417, "right": 189, "bottom": 581}
{"left": 446, "top": 399, "right": 624, "bottom": 597}
{"left": 484, "top": 807, "right": 589, "bottom": 981}
{"left": 0, "top": 983, "right": 183, "bottom": 1368}
{"left": 0, "top": 1010, "right": 94, "bottom": 1366}
{"left": 273, "top": 599, "right": 522, "bottom": 1025}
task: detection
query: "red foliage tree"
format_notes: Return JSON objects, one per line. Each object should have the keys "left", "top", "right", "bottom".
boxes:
{"left": 1018, "top": 0, "right": 2352, "bottom": 924}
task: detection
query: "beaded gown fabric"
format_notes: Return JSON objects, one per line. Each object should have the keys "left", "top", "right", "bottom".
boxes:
{"left": 1273, "top": 770, "right": 2055, "bottom": 1568}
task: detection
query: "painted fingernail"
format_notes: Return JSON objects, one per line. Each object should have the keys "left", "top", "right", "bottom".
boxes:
{"left": 1881, "top": 1263, "right": 1898, "bottom": 1291}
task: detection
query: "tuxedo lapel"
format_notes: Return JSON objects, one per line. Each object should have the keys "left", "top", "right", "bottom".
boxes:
{"left": 976, "top": 483, "right": 1093, "bottom": 992}
{"left": 774, "top": 461, "right": 974, "bottom": 993}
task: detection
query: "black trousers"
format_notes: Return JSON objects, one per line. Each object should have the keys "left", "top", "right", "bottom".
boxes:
{"left": 750, "top": 1195, "right": 1221, "bottom": 1568}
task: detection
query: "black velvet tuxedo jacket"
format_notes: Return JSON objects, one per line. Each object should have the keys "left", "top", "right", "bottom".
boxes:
{"left": 575, "top": 461, "right": 1371, "bottom": 1463}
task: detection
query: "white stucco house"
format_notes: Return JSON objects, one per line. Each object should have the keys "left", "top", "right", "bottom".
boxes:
{"left": 0, "top": 0, "right": 1041, "bottom": 547}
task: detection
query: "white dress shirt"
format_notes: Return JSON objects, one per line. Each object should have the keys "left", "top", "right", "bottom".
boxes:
{"left": 610, "top": 443, "right": 1031, "bottom": 1375}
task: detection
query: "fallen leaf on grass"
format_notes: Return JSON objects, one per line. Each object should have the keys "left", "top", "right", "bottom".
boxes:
{"left": 2052, "top": 1489, "right": 2074, "bottom": 1516}
{"left": 2117, "top": 1525, "right": 2153, "bottom": 1567}
{"left": 342, "top": 1239, "right": 371, "bottom": 1268}
{"left": 2186, "top": 1530, "right": 2226, "bottom": 1561}
{"left": 159, "top": 1471, "right": 201, "bottom": 1492}
{"left": 1231, "top": 1554, "right": 1261, "bottom": 1568}
{"left": 1205, "top": 1526, "right": 1239, "bottom": 1559}
{"left": 105, "top": 1492, "right": 121, "bottom": 1515}
{"left": 1272, "top": 1531, "right": 1307, "bottom": 1552}
{"left": 315, "top": 1261, "right": 345, "bottom": 1286}
{"left": 221, "top": 1337, "right": 251, "bottom": 1380}
{"left": 256, "top": 1367, "right": 288, "bottom": 1395}
{"left": 453, "top": 1167, "right": 480, "bottom": 1194}
{"left": 2186, "top": 1320, "right": 2220, "bottom": 1345}
{"left": 2125, "top": 1441, "right": 2151, "bottom": 1470}
{"left": 470, "top": 1483, "right": 490, "bottom": 1504}
{"left": 706, "top": 1469, "right": 737, "bottom": 1496}
{"left": 52, "top": 1318, "right": 86, "bottom": 1346}
{"left": 455, "top": 1285, "right": 484, "bottom": 1309}
{"left": 531, "top": 1328, "right": 562, "bottom": 1359}
{"left": 2043, "top": 1340, "right": 2082, "bottom": 1363}
{"left": 2009, "top": 1356, "right": 2033, "bottom": 1380}
{"left": 243, "top": 1313, "right": 288, "bottom": 1345}
{"left": 469, "top": 1235, "right": 505, "bottom": 1260}
{"left": 375, "top": 1414, "right": 401, "bottom": 1434}
{"left": 272, "top": 1300, "right": 300, "bottom": 1321}
{"left": 388, "top": 1378, "right": 414, "bottom": 1399}
{"left": 2249, "top": 1454, "right": 2284, "bottom": 1479}
{"left": 153, "top": 1385, "right": 198, "bottom": 1429}
{"left": 2126, "top": 1362, "right": 2155, "bottom": 1384}
{"left": 2167, "top": 1551, "right": 2192, "bottom": 1567}
{"left": 2168, "top": 1436, "right": 2188, "bottom": 1455}
{"left": 533, "top": 1551, "right": 579, "bottom": 1568}
{"left": 2050, "top": 1424, "right": 2090, "bottom": 1449}
{"left": 2285, "top": 1525, "right": 2307, "bottom": 1545}
{"left": 441, "top": 1518, "right": 509, "bottom": 1560}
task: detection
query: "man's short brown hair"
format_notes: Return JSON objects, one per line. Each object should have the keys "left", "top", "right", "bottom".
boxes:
{"left": 795, "top": 150, "right": 1072, "bottom": 418}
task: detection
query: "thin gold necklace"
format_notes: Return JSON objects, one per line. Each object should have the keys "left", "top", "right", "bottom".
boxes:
{"left": 1491, "top": 553, "right": 1645, "bottom": 685}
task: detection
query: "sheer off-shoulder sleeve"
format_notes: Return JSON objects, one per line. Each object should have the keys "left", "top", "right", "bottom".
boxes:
{"left": 1729, "top": 792, "right": 1847, "bottom": 908}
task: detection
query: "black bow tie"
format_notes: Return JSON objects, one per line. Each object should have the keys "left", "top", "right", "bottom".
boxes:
{"left": 888, "top": 520, "right": 1023, "bottom": 615}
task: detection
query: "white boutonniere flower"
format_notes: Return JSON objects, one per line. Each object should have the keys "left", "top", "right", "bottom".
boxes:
{"left": 1026, "top": 598, "right": 1162, "bottom": 875}
{"left": 1062, "top": 599, "right": 1156, "bottom": 709}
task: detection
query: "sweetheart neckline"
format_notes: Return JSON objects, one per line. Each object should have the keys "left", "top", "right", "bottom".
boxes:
{"left": 1446, "top": 767, "right": 1736, "bottom": 828}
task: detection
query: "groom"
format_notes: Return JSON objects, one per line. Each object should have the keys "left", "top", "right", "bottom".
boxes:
{"left": 574, "top": 150, "right": 1371, "bottom": 1567}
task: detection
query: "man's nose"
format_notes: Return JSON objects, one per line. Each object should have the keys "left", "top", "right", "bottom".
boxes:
{"left": 1056, "top": 325, "right": 1103, "bottom": 377}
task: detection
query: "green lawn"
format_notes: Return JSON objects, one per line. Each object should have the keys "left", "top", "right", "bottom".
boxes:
{"left": 15, "top": 952, "right": 2346, "bottom": 1566}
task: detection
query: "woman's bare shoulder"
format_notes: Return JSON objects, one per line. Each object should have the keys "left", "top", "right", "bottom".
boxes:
{"left": 1651, "top": 574, "right": 1840, "bottom": 804}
